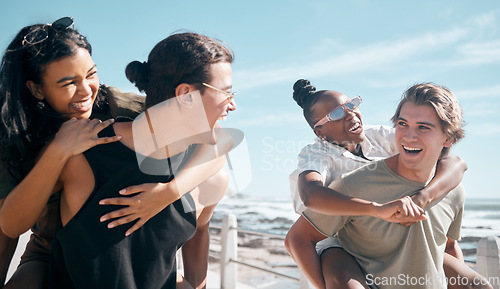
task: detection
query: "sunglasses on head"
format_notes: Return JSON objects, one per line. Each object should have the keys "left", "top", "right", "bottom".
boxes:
{"left": 22, "top": 17, "right": 74, "bottom": 46}
{"left": 313, "top": 96, "right": 362, "bottom": 129}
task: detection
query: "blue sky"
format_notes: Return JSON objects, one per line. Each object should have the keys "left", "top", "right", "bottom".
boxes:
{"left": 1, "top": 0, "right": 499, "bottom": 199}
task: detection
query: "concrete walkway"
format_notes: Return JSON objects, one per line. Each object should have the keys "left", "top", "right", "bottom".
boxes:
{"left": 206, "top": 268, "right": 256, "bottom": 289}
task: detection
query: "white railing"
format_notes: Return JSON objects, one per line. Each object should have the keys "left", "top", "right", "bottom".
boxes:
{"left": 211, "top": 213, "right": 310, "bottom": 289}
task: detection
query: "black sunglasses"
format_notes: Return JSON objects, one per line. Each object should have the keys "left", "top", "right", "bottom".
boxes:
{"left": 22, "top": 17, "right": 74, "bottom": 46}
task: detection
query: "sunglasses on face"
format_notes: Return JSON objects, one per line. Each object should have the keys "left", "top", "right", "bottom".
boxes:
{"left": 313, "top": 96, "right": 362, "bottom": 129}
{"left": 22, "top": 17, "right": 74, "bottom": 46}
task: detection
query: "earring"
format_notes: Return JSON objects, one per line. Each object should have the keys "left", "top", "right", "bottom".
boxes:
{"left": 36, "top": 100, "right": 46, "bottom": 110}
{"left": 320, "top": 136, "right": 330, "bottom": 147}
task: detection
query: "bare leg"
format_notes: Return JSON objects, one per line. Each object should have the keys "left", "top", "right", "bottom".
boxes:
{"left": 444, "top": 253, "right": 493, "bottom": 289}
{"left": 321, "top": 248, "right": 369, "bottom": 289}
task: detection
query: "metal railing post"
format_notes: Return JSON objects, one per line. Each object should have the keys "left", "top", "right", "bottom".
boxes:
{"left": 221, "top": 213, "right": 238, "bottom": 289}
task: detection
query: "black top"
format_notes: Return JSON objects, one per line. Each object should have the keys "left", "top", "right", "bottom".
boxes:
{"left": 14, "top": 86, "right": 146, "bottom": 266}
{"left": 49, "top": 120, "right": 197, "bottom": 289}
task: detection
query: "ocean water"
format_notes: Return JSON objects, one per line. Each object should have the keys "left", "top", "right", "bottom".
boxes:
{"left": 212, "top": 194, "right": 298, "bottom": 236}
{"left": 462, "top": 198, "right": 500, "bottom": 238}
{"left": 460, "top": 198, "right": 500, "bottom": 262}
{"left": 213, "top": 195, "right": 500, "bottom": 238}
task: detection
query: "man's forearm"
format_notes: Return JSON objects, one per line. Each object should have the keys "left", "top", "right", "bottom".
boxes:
{"left": 181, "top": 222, "right": 210, "bottom": 289}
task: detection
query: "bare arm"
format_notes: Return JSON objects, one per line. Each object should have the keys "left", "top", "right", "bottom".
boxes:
{"left": 170, "top": 127, "right": 233, "bottom": 199}
{"left": 413, "top": 154, "right": 467, "bottom": 208}
{"left": 99, "top": 128, "right": 234, "bottom": 235}
{"left": 181, "top": 205, "right": 215, "bottom": 289}
{"left": 181, "top": 161, "right": 230, "bottom": 289}
{"left": 298, "top": 170, "right": 426, "bottom": 223}
{"left": 299, "top": 170, "right": 380, "bottom": 216}
{"left": 285, "top": 216, "right": 327, "bottom": 289}
{"left": 0, "top": 143, "right": 67, "bottom": 238}
{"left": 0, "top": 119, "right": 120, "bottom": 238}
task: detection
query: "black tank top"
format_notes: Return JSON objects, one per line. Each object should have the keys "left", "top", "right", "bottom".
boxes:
{"left": 49, "top": 121, "right": 197, "bottom": 289}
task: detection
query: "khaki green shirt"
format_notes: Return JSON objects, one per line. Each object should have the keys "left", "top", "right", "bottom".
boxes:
{"left": 303, "top": 160, "right": 465, "bottom": 289}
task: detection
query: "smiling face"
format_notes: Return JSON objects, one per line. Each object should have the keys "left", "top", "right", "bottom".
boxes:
{"left": 27, "top": 48, "right": 99, "bottom": 119}
{"left": 395, "top": 102, "right": 452, "bottom": 182}
{"left": 200, "top": 62, "right": 236, "bottom": 127}
{"left": 312, "top": 91, "right": 364, "bottom": 152}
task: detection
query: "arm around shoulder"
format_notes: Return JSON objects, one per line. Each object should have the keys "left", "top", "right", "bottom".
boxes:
{"left": 298, "top": 170, "right": 382, "bottom": 217}
{"left": 413, "top": 154, "right": 467, "bottom": 208}
{"left": 0, "top": 142, "right": 68, "bottom": 238}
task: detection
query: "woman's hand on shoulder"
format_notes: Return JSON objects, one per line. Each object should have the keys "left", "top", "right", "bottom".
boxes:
{"left": 50, "top": 118, "right": 121, "bottom": 159}
{"left": 98, "top": 182, "right": 181, "bottom": 236}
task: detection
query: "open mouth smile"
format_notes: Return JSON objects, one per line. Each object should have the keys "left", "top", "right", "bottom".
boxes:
{"left": 348, "top": 122, "right": 362, "bottom": 133}
{"left": 403, "top": 145, "right": 423, "bottom": 154}
{"left": 71, "top": 98, "right": 93, "bottom": 112}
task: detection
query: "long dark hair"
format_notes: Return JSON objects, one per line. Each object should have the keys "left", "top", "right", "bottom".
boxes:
{"left": 0, "top": 20, "right": 105, "bottom": 180}
{"left": 125, "top": 32, "right": 234, "bottom": 108}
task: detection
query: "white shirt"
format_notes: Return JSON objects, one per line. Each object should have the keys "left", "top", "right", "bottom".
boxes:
{"left": 289, "top": 125, "right": 398, "bottom": 214}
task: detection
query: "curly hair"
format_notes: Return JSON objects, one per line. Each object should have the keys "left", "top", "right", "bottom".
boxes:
{"left": 0, "top": 20, "right": 106, "bottom": 180}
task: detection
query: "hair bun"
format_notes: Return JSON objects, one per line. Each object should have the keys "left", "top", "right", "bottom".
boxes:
{"left": 293, "top": 79, "right": 316, "bottom": 109}
{"left": 125, "top": 61, "right": 149, "bottom": 92}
